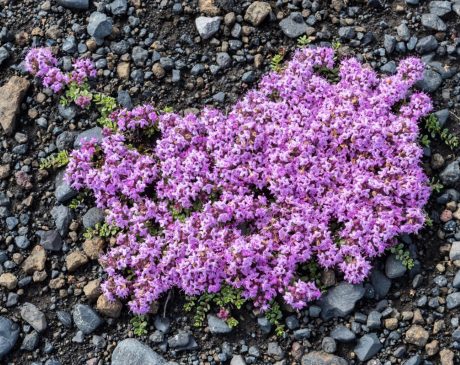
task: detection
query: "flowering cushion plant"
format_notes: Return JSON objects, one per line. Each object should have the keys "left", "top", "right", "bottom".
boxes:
{"left": 28, "top": 47, "right": 432, "bottom": 314}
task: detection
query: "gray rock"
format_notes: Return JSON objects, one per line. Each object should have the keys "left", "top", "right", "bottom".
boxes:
{"left": 301, "top": 351, "right": 347, "bottom": 365}
{"left": 154, "top": 316, "right": 171, "bottom": 333}
{"left": 404, "top": 355, "right": 422, "bottom": 365}
{"left": 58, "top": 104, "right": 76, "bottom": 120}
{"left": 51, "top": 205, "right": 72, "bottom": 237}
{"left": 429, "top": 1, "right": 451, "bottom": 17}
{"left": 421, "top": 13, "right": 446, "bottom": 31}
{"left": 216, "top": 52, "right": 232, "bottom": 69}
{"left": 55, "top": 170, "right": 77, "bottom": 203}
{"left": 384, "top": 34, "right": 396, "bottom": 54}
{"left": 0, "top": 316, "right": 20, "bottom": 359}
{"left": 0, "top": 47, "right": 9, "bottom": 66}
{"left": 168, "top": 331, "right": 191, "bottom": 349}
{"left": 111, "top": 338, "right": 166, "bottom": 365}
{"left": 338, "top": 26, "right": 356, "bottom": 40}
{"left": 20, "top": 331, "right": 39, "bottom": 351}
{"left": 87, "top": 12, "right": 113, "bottom": 40}
{"left": 230, "top": 355, "right": 246, "bottom": 365}
{"left": 415, "top": 69, "right": 442, "bottom": 93}
{"left": 366, "top": 311, "right": 382, "bottom": 330}
{"left": 172, "top": 70, "right": 181, "bottom": 83}
{"left": 330, "top": 325, "right": 356, "bottom": 343}
{"left": 267, "top": 342, "right": 284, "bottom": 360}
{"left": 321, "top": 337, "right": 336, "bottom": 354}
{"left": 207, "top": 315, "right": 232, "bottom": 334}
{"left": 370, "top": 269, "right": 391, "bottom": 299}
{"left": 385, "top": 254, "right": 407, "bottom": 279}
{"left": 354, "top": 333, "right": 382, "bottom": 362}
{"left": 117, "top": 90, "right": 133, "bottom": 110}
{"left": 45, "top": 359, "right": 61, "bottom": 365}
{"left": 285, "top": 315, "right": 299, "bottom": 330}
{"left": 57, "top": 0, "right": 89, "bottom": 9}
{"left": 380, "top": 61, "right": 396, "bottom": 74}
{"left": 450, "top": 242, "right": 460, "bottom": 260}
{"left": 132, "top": 46, "right": 149, "bottom": 66}
{"left": 440, "top": 161, "right": 460, "bottom": 186}
{"left": 279, "top": 12, "right": 308, "bottom": 38}
{"left": 242, "top": 71, "right": 256, "bottom": 83}
{"left": 109, "top": 0, "right": 128, "bottom": 15}
{"left": 82, "top": 207, "right": 105, "bottom": 229}
{"left": 406, "top": 0, "right": 419, "bottom": 4}
{"left": 257, "top": 317, "right": 272, "bottom": 334}
{"left": 56, "top": 131, "right": 76, "bottom": 151}
{"left": 74, "top": 127, "right": 103, "bottom": 149}
{"left": 454, "top": 2, "right": 460, "bottom": 17}
{"left": 294, "top": 328, "right": 311, "bottom": 340}
{"left": 37, "top": 230, "right": 63, "bottom": 251}
{"left": 62, "top": 36, "right": 77, "bottom": 53}
{"left": 446, "top": 292, "right": 460, "bottom": 309}
{"left": 14, "top": 236, "right": 30, "bottom": 249}
{"left": 453, "top": 270, "right": 460, "bottom": 288}
{"left": 416, "top": 35, "right": 439, "bottom": 54}
{"left": 73, "top": 304, "right": 103, "bottom": 334}
{"left": 318, "top": 282, "right": 365, "bottom": 321}
{"left": 191, "top": 64, "right": 205, "bottom": 76}
{"left": 21, "top": 303, "right": 47, "bottom": 333}
{"left": 195, "top": 16, "right": 221, "bottom": 40}
{"left": 396, "top": 23, "right": 410, "bottom": 41}
{"left": 57, "top": 311, "right": 72, "bottom": 328}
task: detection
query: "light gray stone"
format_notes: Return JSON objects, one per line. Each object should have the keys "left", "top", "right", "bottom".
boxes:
{"left": 111, "top": 338, "right": 166, "bottom": 365}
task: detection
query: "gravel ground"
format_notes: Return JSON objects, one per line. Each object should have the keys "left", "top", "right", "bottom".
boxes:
{"left": 1, "top": 0, "right": 460, "bottom": 364}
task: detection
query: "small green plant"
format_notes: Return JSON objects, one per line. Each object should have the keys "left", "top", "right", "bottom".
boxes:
{"left": 60, "top": 82, "right": 92, "bottom": 107}
{"left": 93, "top": 93, "right": 118, "bottom": 129}
{"left": 162, "top": 106, "right": 174, "bottom": 113}
{"left": 425, "top": 113, "right": 459, "bottom": 150}
{"left": 39, "top": 150, "right": 69, "bottom": 170}
{"left": 270, "top": 51, "right": 285, "bottom": 73}
{"left": 424, "top": 213, "right": 433, "bottom": 228}
{"left": 419, "top": 134, "right": 430, "bottom": 147}
{"left": 265, "top": 301, "right": 285, "bottom": 337}
{"left": 297, "top": 35, "right": 311, "bottom": 47}
{"left": 69, "top": 192, "right": 88, "bottom": 209}
{"left": 429, "top": 177, "right": 444, "bottom": 194}
{"left": 184, "top": 285, "right": 246, "bottom": 328}
{"left": 83, "top": 222, "right": 119, "bottom": 240}
{"left": 390, "top": 243, "right": 414, "bottom": 270}
{"left": 332, "top": 40, "right": 341, "bottom": 51}
{"left": 130, "top": 315, "right": 148, "bottom": 336}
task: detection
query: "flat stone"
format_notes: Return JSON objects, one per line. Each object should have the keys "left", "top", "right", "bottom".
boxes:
{"left": 318, "top": 282, "right": 365, "bottom": 321}
{"left": 415, "top": 69, "right": 442, "bottom": 93}
{"left": 74, "top": 127, "right": 103, "bottom": 148}
{"left": 453, "top": 270, "right": 460, "bottom": 288}
{"left": 279, "top": 12, "right": 308, "bottom": 38}
{"left": 354, "top": 333, "right": 382, "bottom": 362}
{"left": 330, "top": 325, "right": 356, "bottom": 343}
{"left": 73, "top": 304, "right": 103, "bottom": 334}
{"left": 20, "top": 331, "right": 39, "bottom": 351}
{"left": 244, "top": 1, "right": 271, "bottom": 26}
{"left": 57, "top": 0, "right": 89, "bottom": 9}
{"left": 195, "top": 16, "right": 221, "bottom": 40}
{"left": 112, "top": 338, "right": 166, "bottom": 365}
{"left": 207, "top": 315, "right": 232, "bottom": 334}
{"left": 22, "top": 245, "right": 46, "bottom": 274}
{"left": 421, "top": 13, "right": 446, "bottom": 31}
{"left": 109, "top": 0, "right": 128, "bottom": 15}
{"left": 301, "top": 351, "right": 347, "bottom": 365}
{"left": 450, "top": 241, "right": 460, "bottom": 260}
{"left": 370, "top": 269, "right": 391, "bottom": 299}
{"left": 20, "top": 303, "right": 47, "bottom": 333}
{"left": 0, "top": 316, "right": 20, "bottom": 359}
{"left": 0, "top": 76, "right": 30, "bottom": 135}
{"left": 429, "top": 1, "right": 451, "bottom": 17}
{"left": 440, "top": 161, "right": 460, "bottom": 186}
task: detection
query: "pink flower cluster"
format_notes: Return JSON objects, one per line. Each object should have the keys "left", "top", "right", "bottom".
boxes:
{"left": 65, "top": 47, "right": 431, "bottom": 314}
{"left": 25, "top": 48, "right": 96, "bottom": 93}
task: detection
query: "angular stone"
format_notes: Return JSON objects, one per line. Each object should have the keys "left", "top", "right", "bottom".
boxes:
{"left": 74, "top": 127, "right": 103, "bottom": 149}
{"left": 0, "top": 273, "right": 17, "bottom": 290}
{"left": 0, "top": 316, "right": 20, "bottom": 359}
{"left": 20, "top": 303, "right": 47, "bottom": 333}
{"left": 279, "top": 12, "right": 308, "bottom": 38}
{"left": 244, "top": 2, "right": 271, "bottom": 26}
{"left": 22, "top": 246, "right": 46, "bottom": 274}
{"left": 38, "top": 230, "right": 62, "bottom": 251}
{"left": 415, "top": 69, "right": 442, "bottom": 93}
{"left": 330, "top": 325, "right": 356, "bottom": 343}
{"left": 318, "top": 282, "right": 365, "bottom": 320}
{"left": 112, "top": 338, "right": 166, "bottom": 365}
{"left": 421, "top": 13, "right": 446, "bottom": 31}
{"left": 354, "top": 333, "right": 382, "bottom": 362}
{"left": 51, "top": 205, "right": 72, "bottom": 237}
{"left": 301, "top": 351, "right": 347, "bottom": 365}
{"left": 199, "top": 0, "right": 220, "bottom": 15}
{"left": 87, "top": 12, "right": 113, "bottom": 40}
{"left": 385, "top": 254, "right": 407, "bottom": 279}
{"left": 57, "top": 0, "right": 89, "bottom": 9}
{"left": 195, "top": 16, "right": 221, "bottom": 40}
{"left": 73, "top": 304, "right": 103, "bottom": 334}
{"left": 450, "top": 241, "right": 460, "bottom": 260}
{"left": 405, "top": 325, "right": 429, "bottom": 347}
{"left": 0, "top": 76, "right": 30, "bottom": 135}
{"left": 83, "top": 238, "right": 106, "bottom": 260}
{"left": 84, "top": 279, "right": 102, "bottom": 302}
{"left": 429, "top": 1, "right": 451, "bottom": 17}
{"left": 54, "top": 170, "right": 77, "bottom": 203}
{"left": 446, "top": 292, "right": 460, "bottom": 309}
{"left": 440, "top": 161, "right": 460, "bottom": 186}
{"left": 207, "top": 315, "right": 232, "bottom": 334}
{"left": 66, "top": 251, "right": 89, "bottom": 272}
{"left": 82, "top": 207, "right": 105, "bottom": 229}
